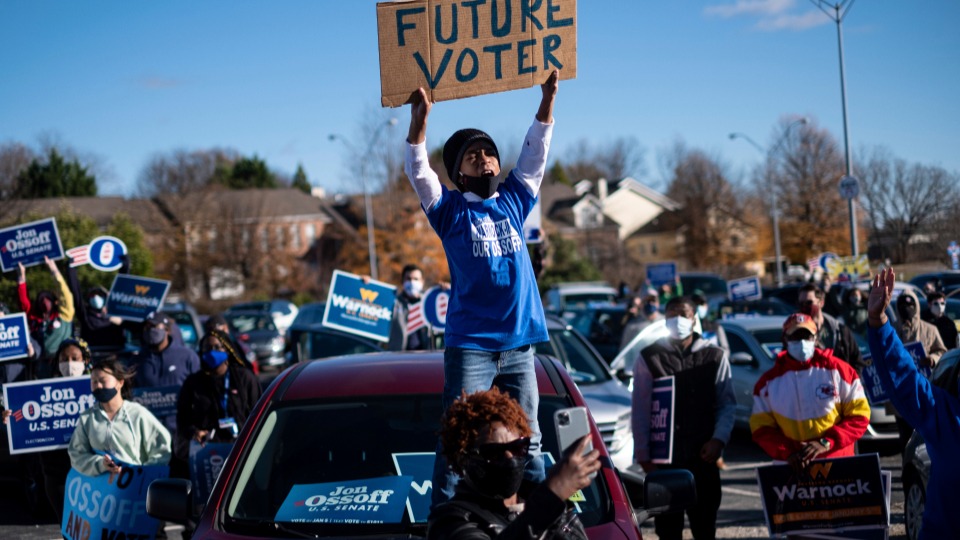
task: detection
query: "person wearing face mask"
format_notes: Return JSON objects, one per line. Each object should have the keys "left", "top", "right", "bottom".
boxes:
{"left": 428, "top": 387, "right": 597, "bottom": 540}
{"left": 632, "top": 297, "right": 735, "bottom": 540}
{"left": 406, "top": 71, "right": 560, "bottom": 507}
{"left": 388, "top": 264, "right": 432, "bottom": 351}
{"left": 16, "top": 257, "right": 75, "bottom": 378}
{"left": 839, "top": 286, "right": 869, "bottom": 336}
{"left": 750, "top": 313, "right": 870, "bottom": 473}
{"left": 796, "top": 283, "right": 865, "bottom": 370}
{"left": 619, "top": 294, "right": 663, "bottom": 350}
{"left": 134, "top": 311, "right": 200, "bottom": 438}
{"left": 691, "top": 292, "right": 729, "bottom": 353}
{"left": 922, "top": 291, "right": 958, "bottom": 350}
{"left": 67, "top": 357, "right": 171, "bottom": 477}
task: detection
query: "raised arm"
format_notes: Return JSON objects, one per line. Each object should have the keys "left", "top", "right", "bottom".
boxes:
{"left": 404, "top": 88, "right": 442, "bottom": 212}
{"left": 535, "top": 69, "right": 558, "bottom": 124}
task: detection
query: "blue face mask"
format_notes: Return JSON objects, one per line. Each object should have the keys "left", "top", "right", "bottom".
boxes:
{"left": 202, "top": 350, "right": 229, "bottom": 370}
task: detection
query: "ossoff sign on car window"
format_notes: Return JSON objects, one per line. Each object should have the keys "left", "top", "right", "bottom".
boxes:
{"left": 377, "top": 0, "right": 577, "bottom": 106}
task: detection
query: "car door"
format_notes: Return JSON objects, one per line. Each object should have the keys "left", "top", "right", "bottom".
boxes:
{"left": 722, "top": 324, "right": 773, "bottom": 427}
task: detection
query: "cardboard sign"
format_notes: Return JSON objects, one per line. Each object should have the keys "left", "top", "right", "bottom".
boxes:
{"left": 646, "top": 262, "right": 677, "bottom": 289}
{"left": 275, "top": 476, "right": 413, "bottom": 523}
{"left": 62, "top": 464, "right": 168, "bottom": 540}
{"left": 189, "top": 440, "right": 234, "bottom": 507}
{"left": 376, "top": 0, "right": 577, "bottom": 106}
{"left": 650, "top": 376, "right": 675, "bottom": 464}
{"left": 0, "top": 312, "right": 30, "bottom": 362}
{"left": 727, "top": 276, "right": 762, "bottom": 302}
{"left": 105, "top": 274, "right": 171, "bottom": 322}
{"left": 132, "top": 385, "right": 180, "bottom": 422}
{"left": 3, "top": 376, "right": 94, "bottom": 454}
{"left": 0, "top": 217, "right": 64, "bottom": 272}
{"left": 66, "top": 235, "right": 128, "bottom": 271}
{"left": 757, "top": 454, "right": 888, "bottom": 537}
{"left": 322, "top": 270, "right": 397, "bottom": 342}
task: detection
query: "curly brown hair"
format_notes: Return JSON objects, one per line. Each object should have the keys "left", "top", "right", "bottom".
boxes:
{"left": 439, "top": 387, "right": 532, "bottom": 474}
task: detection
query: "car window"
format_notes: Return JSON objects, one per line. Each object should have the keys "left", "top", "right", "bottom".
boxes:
{"left": 304, "top": 332, "right": 380, "bottom": 360}
{"left": 725, "top": 329, "right": 753, "bottom": 357}
{"left": 223, "top": 396, "right": 612, "bottom": 535}
{"left": 227, "top": 313, "right": 277, "bottom": 333}
{"left": 748, "top": 328, "right": 784, "bottom": 358}
{"left": 562, "top": 293, "right": 616, "bottom": 310}
{"left": 680, "top": 275, "right": 727, "bottom": 295}
{"left": 293, "top": 305, "right": 326, "bottom": 326}
{"left": 536, "top": 329, "right": 610, "bottom": 384}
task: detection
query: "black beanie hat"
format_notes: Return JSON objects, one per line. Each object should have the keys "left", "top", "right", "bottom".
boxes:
{"left": 442, "top": 128, "right": 500, "bottom": 182}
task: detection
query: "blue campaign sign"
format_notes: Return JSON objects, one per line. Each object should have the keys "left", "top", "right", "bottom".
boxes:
{"left": 0, "top": 312, "right": 30, "bottom": 362}
{"left": 646, "top": 262, "right": 677, "bottom": 288}
{"left": 62, "top": 464, "right": 168, "bottom": 540}
{"left": 903, "top": 341, "right": 933, "bottom": 379}
{"left": 757, "top": 454, "right": 887, "bottom": 537}
{"left": 818, "top": 252, "right": 839, "bottom": 271}
{"left": 0, "top": 217, "right": 65, "bottom": 272}
{"left": 727, "top": 276, "right": 762, "bottom": 302}
{"left": 650, "top": 376, "right": 675, "bottom": 464}
{"left": 275, "top": 476, "right": 412, "bottom": 524}
{"left": 860, "top": 355, "right": 890, "bottom": 406}
{"left": 392, "top": 453, "right": 434, "bottom": 523}
{"left": 322, "top": 270, "right": 397, "bottom": 343}
{"left": 132, "top": 385, "right": 180, "bottom": 423}
{"left": 421, "top": 286, "right": 449, "bottom": 333}
{"left": 106, "top": 274, "right": 171, "bottom": 322}
{"left": 189, "top": 441, "right": 234, "bottom": 506}
{"left": 67, "top": 236, "right": 128, "bottom": 272}
{"left": 3, "top": 376, "right": 94, "bottom": 454}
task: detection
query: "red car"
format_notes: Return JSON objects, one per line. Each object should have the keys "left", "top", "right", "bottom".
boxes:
{"left": 148, "top": 351, "right": 694, "bottom": 539}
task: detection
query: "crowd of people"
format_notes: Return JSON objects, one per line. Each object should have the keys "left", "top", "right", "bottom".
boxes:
{"left": 0, "top": 256, "right": 263, "bottom": 539}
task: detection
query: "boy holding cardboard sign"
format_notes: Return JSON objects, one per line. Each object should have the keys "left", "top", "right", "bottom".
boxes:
{"left": 405, "top": 69, "right": 558, "bottom": 506}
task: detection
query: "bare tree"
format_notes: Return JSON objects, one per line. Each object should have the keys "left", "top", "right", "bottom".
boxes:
{"left": 137, "top": 148, "right": 238, "bottom": 196}
{"left": 0, "top": 142, "right": 36, "bottom": 206}
{"left": 558, "top": 136, "right": 647, "bottom": 184}
{"left": 856, "top": 147, "right": 959, "bottom": 263}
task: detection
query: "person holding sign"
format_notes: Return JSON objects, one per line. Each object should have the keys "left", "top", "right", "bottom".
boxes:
{"left": 16, "top": 257, "right": 74, "bottom": 377}
{"left": 387, "top": 264, "right": 431, "bottom": 351}
{"left": 867, "top": 268, "right": 960, "bottom": 539}
{"left": 405, "top": 70, "right": 559, "bottom": 505}
{"left": 67, "top": 358, "right": 171, "bottom": 476}
{"left": 428, "top": 387, "right": 596, "bottom": 540}
{"left": 631, "top": 297, "right": 735, "bottom": 540}
{"left": 750, "top": 313, "right": 870, "bottom": 472}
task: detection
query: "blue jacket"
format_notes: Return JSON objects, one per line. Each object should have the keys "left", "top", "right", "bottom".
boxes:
{"left": 135, "top": 343, "right": 200, "bottom": 434}
{"left": 868, "top": 321, "right": 960, "bottom": 540}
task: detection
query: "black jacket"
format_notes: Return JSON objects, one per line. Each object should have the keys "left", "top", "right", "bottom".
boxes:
{"left": 174, "top": 363, "right": 261, "bottom": 459}
{"left": 427, "top": 480, "right": 586, "bottom": 540}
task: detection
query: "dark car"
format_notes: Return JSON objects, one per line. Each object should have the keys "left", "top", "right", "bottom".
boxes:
{"left": 291, "top": 324, "right": 382, "bottom": 362}
{"left": 908, "top": 270, "right": 960, "bottom": 296}
{"left": 715, "top": 298, "right": 794, "bottom": 319}
{"left": 901, "top": 347, "right": 960, "bottom": 540}
{"left": 223, "top": 310, "right": 286, "bottom": 368}
{"left": 679, "top": 272, "right": 727, "bottom": 303}
{"left": 161, "top": 301, "right": 204, "bottom": 350}
{"left": 565, "top": 305, "right": 629, "bottom": 364}
{"left": 227, "top": 299, "right": 299, "bottom": 335}
{"left": 147, "top": 351, "right": 696, "bottom": 539}
{"left": 284, "top": 301, "right": 325, "bottom": 363}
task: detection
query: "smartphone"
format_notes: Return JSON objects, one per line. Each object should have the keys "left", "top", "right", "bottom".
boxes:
{"left": 554, "top": 406, "right": 596, "bottom": 478}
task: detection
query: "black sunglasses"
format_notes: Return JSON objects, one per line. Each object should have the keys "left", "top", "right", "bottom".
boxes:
{"left": 470, "top": 437, "right": 531, "bottom": 462}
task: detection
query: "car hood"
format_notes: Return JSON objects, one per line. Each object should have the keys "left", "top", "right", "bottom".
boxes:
{"left": 577, "top": 379, "right": 631, "bottom": 422}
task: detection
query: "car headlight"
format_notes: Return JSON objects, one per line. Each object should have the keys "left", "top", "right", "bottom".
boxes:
{"left": 270, "top": 336, "right": 285, "bottom": 351}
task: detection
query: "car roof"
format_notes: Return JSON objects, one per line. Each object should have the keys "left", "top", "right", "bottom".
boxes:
{"left": 276, "top": 351, "right": 561, "bottom": 401}
{"left": 718, "top": 315, "right": 787, "bottom": 331}
{"left": 549, "top": 282, "right": 617, "bottom": 293}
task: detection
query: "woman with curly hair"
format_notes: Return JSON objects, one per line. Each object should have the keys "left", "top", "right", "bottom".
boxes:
{"left": 428, "top": 387, "right": 599, "bottom": 540}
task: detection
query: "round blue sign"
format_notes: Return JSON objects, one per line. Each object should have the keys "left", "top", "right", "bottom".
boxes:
{"left": 88, "top": 236, "right": 128, "bottom": 272}
{"left": 421, "top": 287, "right": 449, "bottom": 331}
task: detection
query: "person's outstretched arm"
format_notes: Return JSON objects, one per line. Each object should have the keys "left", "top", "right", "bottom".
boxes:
{"left": 513, "top": 70, "right": 559, "bottom": 199}
{"left": 404, "top": 88, "right": 442, "bottom": 212}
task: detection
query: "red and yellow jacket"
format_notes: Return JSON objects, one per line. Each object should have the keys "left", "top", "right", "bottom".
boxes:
{"left": 750, "top": 348, "right": 870, "bottom": 460}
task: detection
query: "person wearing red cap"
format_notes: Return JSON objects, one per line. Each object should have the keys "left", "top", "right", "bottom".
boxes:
{"left": 750, "top": 312, "right": 871, "bottom": 471}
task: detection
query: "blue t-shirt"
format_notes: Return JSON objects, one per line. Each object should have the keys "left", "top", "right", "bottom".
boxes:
{"left": 426, "top": 173, "right": 547, "bottom": 351}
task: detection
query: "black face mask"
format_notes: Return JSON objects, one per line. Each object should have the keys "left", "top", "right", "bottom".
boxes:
{"left": 459, "top": 172, "right": 500, "bottom": 199}
{"left": 898, "top": 302, "right": 917, "bottom": 321}
{"left": 462, "top": 455, "right": 526, "bottom": 499}
{"left": 92, "top": 387, "right": 118, "bottom": 403}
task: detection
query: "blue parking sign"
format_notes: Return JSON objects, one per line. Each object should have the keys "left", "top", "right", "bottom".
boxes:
{"left": 646, "top": 262, "right": 677, "bottom": 288}
{"left": 0, "top": 218, "right": 64, "bottom": 272}
{"left": 322, "top": 270, "right": 396, "bottom": 342}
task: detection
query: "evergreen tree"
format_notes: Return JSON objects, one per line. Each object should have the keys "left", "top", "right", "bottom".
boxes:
{"left": 15, "top": 149, "right": 97, "bottom": 198}
{"left": 292, "top": 164, "right": 311, "bottom": 194}
{"left": 212, "top": 155, "right": 277, "bottom": 189}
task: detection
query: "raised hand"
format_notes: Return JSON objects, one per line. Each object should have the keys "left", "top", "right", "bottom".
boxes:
{"left": 868, "top": 268, "right": 895, "bottom": 327}
{"left": 407, "top": 87, "right": 432, "bottom": 145}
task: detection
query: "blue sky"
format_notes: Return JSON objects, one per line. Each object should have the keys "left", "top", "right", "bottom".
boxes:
{"left": 2, "top": 1, "right": 958, "bottom": 197}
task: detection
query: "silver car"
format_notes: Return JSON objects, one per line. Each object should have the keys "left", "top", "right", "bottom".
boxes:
{"left": 537, "top": 316, "right": 634, "bottom": 470}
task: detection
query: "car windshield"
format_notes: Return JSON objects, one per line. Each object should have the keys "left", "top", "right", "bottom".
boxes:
{"left": 747, "top": 328, "right": 785, "bottom": 358}
{"left": 223, "top": 395, "right": 612, "bottom": 536}
{"left": 563, "top": 293, "right": 616, "bottom": 310}
{"left": 680, "top": 275, "right": 727, "bottom": 295}
{"left": 168, "top": 312, "right": 198, "bottom": 348}
{"left": 226, "top": 313, "right": 276, "bottom": 333}
{"left": 304, "top": 331, "right": 380, "bottom": 360}
{"left": 535, "top": 328, "right": 612, "bottom": 384}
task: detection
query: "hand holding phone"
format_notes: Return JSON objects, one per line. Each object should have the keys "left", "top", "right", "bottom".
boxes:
{"left": 554, "top": 407, "right": 595, "bottom": 477}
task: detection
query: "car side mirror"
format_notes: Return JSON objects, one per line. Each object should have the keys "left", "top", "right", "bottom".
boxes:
{"left": 147, "top": 478, "right": 193, "bottom": 524}
{"left": 615, "top": 369, "right": 633, "bottom": 386}
{"left": 730, "top": 352, "right": 758, "bottom": 367}
{"left": 619, "top": 465, "right": 697, "bottom": 523}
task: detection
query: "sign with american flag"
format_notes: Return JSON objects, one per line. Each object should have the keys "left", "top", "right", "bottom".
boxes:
{"left": 406, "top": 286, "right": 449, "bottom": 335}
{"left": 66, "top": 236, "right": 127, "bottom": 271}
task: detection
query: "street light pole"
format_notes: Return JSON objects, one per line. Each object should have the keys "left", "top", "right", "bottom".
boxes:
{"left": 729, "top": 117, "right": 808, "bottom": 287}
{"left": 811, "top": 0, "right": 858, "bottom": 256}
{"left": 329, "top": 117, "right": 398, "bottom": 280}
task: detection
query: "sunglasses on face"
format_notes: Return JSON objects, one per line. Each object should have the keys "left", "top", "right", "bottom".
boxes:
{"left": 470, "top": 437, "right": 531, "bottom": 462}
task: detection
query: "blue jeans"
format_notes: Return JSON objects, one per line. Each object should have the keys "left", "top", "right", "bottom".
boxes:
{"left": 430, "top": 344, "right": 546, "bottom": 508}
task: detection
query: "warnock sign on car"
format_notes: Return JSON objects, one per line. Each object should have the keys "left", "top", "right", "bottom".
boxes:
{"left": 376, "top": 0, "right": 577, "bottom": 107}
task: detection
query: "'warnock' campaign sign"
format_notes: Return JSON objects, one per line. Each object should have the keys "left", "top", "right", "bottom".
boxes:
{"left": 377, "top": 0, "right": 577, "bottom": 106}
{"left": 106, "top": 274, "right": 171, "bottom": 322}
{"left": 3, "top": 376, "right": 95, "bottom": 454}
{"left": 0, "top": 217, "right": 65, "bottom": 272}
{"left": 322, "top": 270, "right": 396, "bottom": 342}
